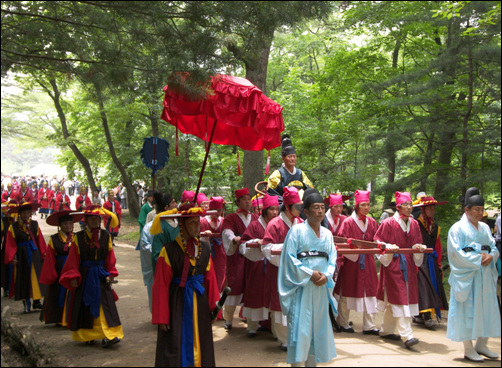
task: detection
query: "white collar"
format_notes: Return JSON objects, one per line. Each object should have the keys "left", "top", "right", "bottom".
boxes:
{"left": 258, "top": 215, "right": 267, "bottom": 230}
{"left": 351, "top": 211, "right": 368, "bottom": 234}
{"left": 393, "top": 211, "right": 411, "bottom": 233}
{"left": 281, "top": 163, "right": 296, "bottom": 175}
{"left": 280, "top": 211, "right": 296, "bottom": 228}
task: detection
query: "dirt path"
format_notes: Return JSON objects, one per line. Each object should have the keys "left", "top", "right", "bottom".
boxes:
{"left": 1, "top": 211, "right": 500, "bottom": 367}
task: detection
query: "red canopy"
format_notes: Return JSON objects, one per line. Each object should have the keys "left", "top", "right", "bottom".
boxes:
{"left": 161, "top": 74, "right": 284, "bottom": 151}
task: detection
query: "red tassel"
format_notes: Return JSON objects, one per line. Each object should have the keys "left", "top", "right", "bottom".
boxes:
{"left": 237, "top": 150, "right": 241, "bottom": 176}
{"left": 265, "top": 150, "right": 270, "bottom": 175}
{"left": 175, "top": 127, "right": 179, "bottom": 156}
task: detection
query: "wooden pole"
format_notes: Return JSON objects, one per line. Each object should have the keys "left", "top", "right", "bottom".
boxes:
{"left": 194, "top": 120, "right": 217, "bottom": 204}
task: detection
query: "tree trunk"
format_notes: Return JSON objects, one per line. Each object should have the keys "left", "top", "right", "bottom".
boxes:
{"left": 44, "top": 78, "right": 98, "bottom": 194}
{"left": 94, "top": 84, "right": 141, "bottom": 218}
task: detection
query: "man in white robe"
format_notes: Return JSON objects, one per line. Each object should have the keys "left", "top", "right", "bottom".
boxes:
{"left": 447, "top": 187, "right": 500, "bottom": 362}
{"left": 278, "top": 193, "right": 337, "bottom": 367}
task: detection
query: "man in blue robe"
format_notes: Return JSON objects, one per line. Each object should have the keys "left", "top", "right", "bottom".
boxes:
{"left": 278, "top": 193, "right": 337, "bottom": 367}
{"left": 447, "top": 187, "right": 500, "bottom": 362}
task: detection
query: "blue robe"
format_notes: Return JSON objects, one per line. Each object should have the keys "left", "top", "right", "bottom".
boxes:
{"left": 278, "top": 221, "right": 337, "bottom": 364}
{"left": 446, "top": 214, "right": 500, "bottom": 342}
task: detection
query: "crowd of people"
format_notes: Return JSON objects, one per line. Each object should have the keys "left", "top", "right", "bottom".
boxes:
{"left": 1, "top": 135, "right": 501, "bottom": 367}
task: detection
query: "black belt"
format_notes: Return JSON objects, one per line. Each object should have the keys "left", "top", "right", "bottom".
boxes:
{"left": 462, "top": 245, "right": 491, "bottom": 253}
{"left": 297, "top": 251, "right": 329, "bottom": 260}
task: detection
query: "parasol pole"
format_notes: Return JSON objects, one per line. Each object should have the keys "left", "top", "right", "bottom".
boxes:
{"left": 194, "top": 120, "right": 217, "bottom": 203}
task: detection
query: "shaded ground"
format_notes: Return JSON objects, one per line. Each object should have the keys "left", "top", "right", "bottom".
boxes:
{"left": 1, "top": 210, "right": 500, "bottom": 367}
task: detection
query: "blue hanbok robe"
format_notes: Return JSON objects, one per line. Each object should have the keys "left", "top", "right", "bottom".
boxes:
{"left": 446, "top": 214, "right": 500, "bottom": 342}
{"left": 278, "top": 221, "right": 337, "bottom": 364}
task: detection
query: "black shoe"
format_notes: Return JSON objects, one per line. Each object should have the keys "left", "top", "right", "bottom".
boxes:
{"left": 404, "top": 337, "right": 419, "bottom": 349}
{"left": 32, "top": 300, "right": 43, "bottom": 310}
{"left": 424, "top": 318, "right": 436, "bottom": 330}
{"left": 380, "top": 333, "right": 401, "bottom": 340}
{"left": 363, "top": 329, "right": 380, "bottom": 336}
{"left": 340, "top": 326, "right": 355, "bottom": 333}
{"left": 223, "top": 322, "right": 232, "bottom": 331}
{"left": 280, "top": 344, "right": 287, "bottom": 351}
{"left": 247, "top": 331, "right": 257, "bottom": 338}
{"left": 85, "top": 340, "right": 95, "bottom": 346}
{"left": 412, "top": 315, "right": 424, "bottom": 325}
{"left": 101, "top": 337, "right": 120, "bottom": 348}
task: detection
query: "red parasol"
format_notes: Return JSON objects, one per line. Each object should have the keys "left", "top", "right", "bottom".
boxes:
{"left": 161, "top": 74, "right": 284, "bottom": 197}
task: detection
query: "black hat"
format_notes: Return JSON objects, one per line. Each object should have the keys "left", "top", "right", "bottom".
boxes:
{"left": 153, "top": 191, "right": 174, "bottom": 212}
{"left": 281, "top": 134, "right": 296, "bottom": 156}
{"left": 463, "top": 187, "right": 484, "bottom": 207}
{"left": 304, "top": 193, "right": 324, "bottom": 210}
{"left": 145, "top": 190, "right": 154, "bottom": 198}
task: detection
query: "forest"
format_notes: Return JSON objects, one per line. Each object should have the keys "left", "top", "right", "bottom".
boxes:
{"left": 1, "top": 1, "right": 501, "bottom": 229}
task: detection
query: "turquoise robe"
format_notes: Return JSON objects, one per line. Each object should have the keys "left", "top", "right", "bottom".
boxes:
{"left": 278, "top": 221, "right": 337, "bottom": 364}
{"left": 446, "top": 214, "right": 500, "bottom": 342}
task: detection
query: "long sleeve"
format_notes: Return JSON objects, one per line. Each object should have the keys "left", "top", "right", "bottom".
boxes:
{"left": 36, "top": 225, "right": 47, "bottom": 258}
{"left": 39, "top": 240, "right": 57, "bottom": 285}
{"left": 204, "top": 258, "right": 220, "bottom": 311}
{"left": 5, "top": 226, "right": 17, "bottom": 264}
{"left": 59, "top": 238, "right": 82, "bottom": 290}
{"left": 105, "top": 238, "right": 119, "bottom": 277}
{"left": 152, "top": 247, "right": 173, "bottom": 325}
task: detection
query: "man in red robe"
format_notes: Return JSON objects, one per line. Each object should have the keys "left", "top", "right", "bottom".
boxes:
{"left": 59, "top": 205, "right": 123, "bottom": 347}
{"left": 14, "top": 181, "right": 33, "bottom": 204}
{"left": 75, "top": 186, "right": 92, "bottom": 211}
{"left": 39, "top": 209, "right": 81, "bottom": 325}
{"left": 152, "top": 206, "right": 219, "bottom": 367}
{"left": 4, "top": 202, "right": 46, "bottom": 313}
{"left": 1, "top": 183, "right": 15, "bottom": 202}
{"left": 239, "top": 194, "right": 279, "bottom": 337}
{"left": 103, "top": 189, "right": 122, "bottom": 245}
{"left": 334, "top": 190, "right": 380, "bottom": 335}
{"left": 374, "top": 191, "right": 426, "bottom": 349}
{"left": 200, "top": 196, "right": 226, "bottom": 292}
{"left": 325, "top": 194, "right": 347, "bottom": 236}
{"left": 261, "top": 187, "right": 303, "bottom": 351}
{"left": 54, "top": 186, "right": 71, "bottom": 212}
{"left": 37, "top": 182, "right": 50, "bottom": 219}
{"left": 221, "top": 188, "right": 258, "bottom": 330}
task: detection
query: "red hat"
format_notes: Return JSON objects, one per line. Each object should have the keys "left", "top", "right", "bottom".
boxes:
{"left": 7, "top": 201, "right": 40, "bottom": 215}
{"left": 181, "top": 190, "right": 195, "bottom": 203}
{"left": 283, "top": 187, "right": 302, "bottom": 206}
{"left": 354, "top": 190, "right": 370, "bottom": 205}
{"left": 196, "top": 193, "right": 209, "bottom": 206}
{"left": 395, "top": 191, "right": 412, "bottom": 207}
{"left": 413, "top": 196, "right": 448, "bottom": 207}
{"left": 252, "top": 197, "right": 264, "bottom": 207}
{"left": 329, "top": 194, "right": 343, "bottom": 206}
{"left": 235, "top": 188, "right": 250, "bottom": 200}
{"left": 47, "top": 209, "right": 84, "bottom": 226}
{"left": 263, "top": 194, "right": 279, "bottom": 209}
{"left": 209, "top": 196, "right": 225, "bottom": 210}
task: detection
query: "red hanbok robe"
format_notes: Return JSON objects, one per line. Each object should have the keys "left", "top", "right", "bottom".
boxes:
{"left": 38, "top": 188, "right": 50, "bottom": 212}
{"left": 59, "top": 228, "right": 123, "bottom": 342}
{"left": 221, "top": 212, "right": 258, "bottom": 302}
{"left": 374, "top": 215, "right": 423, "bottom": 309}
{"left": 103, "top": 199, "right": 122, "bottom": 235}
{"left": 75, "top": 194, "right": 92, "bottom": 211}
{"left": 240, "top": 216, "right": 268, "bottom": 319}
{"left": 48, "top": 190, "right": 59, "bottom": 212}
{"left": 334, "top": 213, "right": 379, "bottom": 306}
{"left": 4, "top": 219, "right": 47, "bottom": 301}
{"left": 55, "top": 193, "right": 71, "bottom": 212}
{"left": 326, "top": 212, "right": 346, "bottom": 236}
{"left": 152, "top": 238, "right": 219, "bottom": 367}
{"left": 39, "top": 231, "right": 71, "bottom": 324}
{"left": 1, "top": 190, "right": 15, "bottom": 202}
{"left": 14, "top": 189, "right": 33, "bottom": 204}
{"left": 200, "top": 215, "right": 226, "bottom": 292}
{"left": 262, "top": 213, "right": 302, "bottom": 312}
{"left": 30, "top": 188, "right": 38, "bottom": 204}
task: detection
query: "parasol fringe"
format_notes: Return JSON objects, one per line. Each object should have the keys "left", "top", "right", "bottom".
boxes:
{"left": 265, "top": 150, "right": 270, "bottom": 175}
{"left": 237, "top": 150, "right": 241, "bottom": 176}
